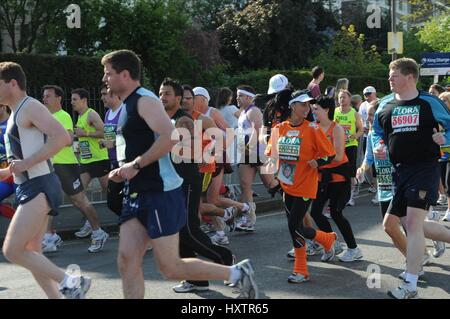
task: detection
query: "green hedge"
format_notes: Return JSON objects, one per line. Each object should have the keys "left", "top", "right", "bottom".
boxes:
{"left": 0, "top": 53, "right": 103, "bottom": 91}
{"left": 0, "top": 53, "right": 105, "bottom": 116}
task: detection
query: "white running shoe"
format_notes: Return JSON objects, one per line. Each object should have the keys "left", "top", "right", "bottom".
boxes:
{"left": 287, "top": 273, "right": 310, "bottom": 284}
{"left": 427, "top": 210, "right": 441, "bottom": 222}
{"left": 42, "top": 241, "right": 58, "bottom": 254}
{"left": 334, "top": 240, "right": 344, "bottom": 255}
{"left": 338, "top": 247, "right": 363, "bottom": 262}
{"left": 75, "top": 220, "right": 92, "bottom": 238}
{"left": 210, "top": 233, "right": 230, "bottom": 246}
{"left": 235, "top": 259, "right": 258, "bottom": 299}
{"left": 321, "top": 247, "right": 336, "bottom": 262}
{"left": 437, "top": 194, "right": 448, "bottom": 206}
{"left": 88, "top": 230, "right": 109, "bottom": 253}
{"left": 287, "top": 248, "right": 295, "bottom": 259}
{"left": 443, "top": 210, "right": 450, "bottom": 222}
{"left": 388, "top": 283, "right": 418, "bottom": 299}
{"left": 60, "top": 276, "right": 91, "bottom": 299}
{"left": 172, "top": 281, "right": 209, "bottom": 293}
{"left": 346, "top": 198, "right": 355, "bottom": 207}
{"left": 432, "top": 241, "right": 446, "bottom": 258}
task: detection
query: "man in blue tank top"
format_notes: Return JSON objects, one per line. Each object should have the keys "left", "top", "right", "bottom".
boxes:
{"left": 102, "top": 49, "right": 258, "bottom": 299}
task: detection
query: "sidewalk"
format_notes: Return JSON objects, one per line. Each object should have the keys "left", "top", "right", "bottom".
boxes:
{"left": 0, "top": 183, "right": 282, "bottom": 241}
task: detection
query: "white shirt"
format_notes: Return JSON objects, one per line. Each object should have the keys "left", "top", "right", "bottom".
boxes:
{"left": 220, "top": 105, "right": 239, "bottom": 129}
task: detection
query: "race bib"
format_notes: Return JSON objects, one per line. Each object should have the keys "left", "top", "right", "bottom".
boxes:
{"left": 341, "top": 125, "right": 351, "bottom": 143}
{"left": 278, "top": 162, "right": 296, "bottom": 185}
{"left": 376, "top": 165, "right": 393, "bottom": 191}
{"left": 391, "top": 106, "right": 420, "bottom": 132}
{"left": 278, "top": 133, "right": 301, "bottom": 161}
{"left": 79, "top": 140, "right": 92, "bottom": 160}
{"left": 104, "top": 124, "right": 117, "bottom": 141}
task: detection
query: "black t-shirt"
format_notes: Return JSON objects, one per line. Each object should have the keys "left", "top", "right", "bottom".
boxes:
{"left": 171, "top": 108, "right": 201, "bottom": 185}
{"left": 375, "top": 91, "right": 450, "bottom": 165}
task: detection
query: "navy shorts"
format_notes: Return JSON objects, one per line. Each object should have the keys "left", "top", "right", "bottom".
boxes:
{"left": 15, "top": 173, "right": 63, "bottom": 216}
{"left": 119, "top": 187, "right": 187, "bottom": 239}
{"left": 390, "top": 162, "right": 440, "bottom": 218}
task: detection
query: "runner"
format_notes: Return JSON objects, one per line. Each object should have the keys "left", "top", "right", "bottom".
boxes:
{"left": 71, "top": 88, "right": 111, "bottom": 241}
{"left": 310, "top": 97, "right": 363, "bottom": 262}
{"left": 0, "top": 62, "right": 90, "bottom": 298}
{"left": 0, "top": 102, "right": 15, "bottom": 219}
{"left": 266, "top": 89, "right": 337, "bottom": 283}
{"left": 102, "top": 50, "right": 257, "bottom": 299}
{"left": 334, "top": 89, "right": 364, "bottom": 206}
{"left": 373, "top": 58, "right": 450, "bottom": 299}
{"left": 160, "top": 78, "right": 235, "bottom": 293}
{"left": 42, "top": 85, "right": 109, "bottom": 253}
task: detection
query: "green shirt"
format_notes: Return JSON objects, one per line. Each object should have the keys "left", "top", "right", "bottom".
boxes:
{"left": 334, "top": 107, "right": 358, "bottom": 148}
{"left": 76, "top": 108, "right": 108, "bottom": 164}
{"left": 53, "top": 110, "right": 79, "bottom": 165}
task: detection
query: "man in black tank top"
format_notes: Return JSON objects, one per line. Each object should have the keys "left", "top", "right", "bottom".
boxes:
{"left": 102, "top": 50, "right": 257, "bottom": 299}
{"left": 160, "top": 78, "right": 235, "bottom": 293}
{"left": 0, "top": 62, "right": 91, "bottom": 299}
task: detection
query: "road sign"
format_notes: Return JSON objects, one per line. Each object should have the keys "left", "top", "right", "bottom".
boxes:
{"left": 421, "top": 52, "right": 450, "bottom": 76}
{"left": 388, "top": 32, "right": 403, "bottom": 55}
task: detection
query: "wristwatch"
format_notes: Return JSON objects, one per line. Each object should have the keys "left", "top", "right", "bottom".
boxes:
{"left": 132, "top": 159, "right": 141, "bottom": 170}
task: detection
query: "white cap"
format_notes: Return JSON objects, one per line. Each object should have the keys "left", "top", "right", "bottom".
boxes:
{"left": 268, "top": 74, "right": 289, "bottom": 94}
{"left": 289, "top": 93, "right": 315, "bottom": 106}
{"left": 193, "top": 87, "right": 210, "bottom": 102}
{"left": 363, "top": 86, "right": 376, "bottom": 94}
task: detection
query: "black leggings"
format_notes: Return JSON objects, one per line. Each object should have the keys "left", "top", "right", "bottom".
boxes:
{"left": 179, "top": 181, "right": 233, "bottom": 287}
{"left": 284, "top": 193, "right": 317, "bottom": 249}
{"left": 310, "top": 181, "right": 357, "bottom": 249}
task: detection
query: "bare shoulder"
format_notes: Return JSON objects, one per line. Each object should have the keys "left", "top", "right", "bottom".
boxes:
{"left": 19, "top": 99, "right": 50, "bottom": 127}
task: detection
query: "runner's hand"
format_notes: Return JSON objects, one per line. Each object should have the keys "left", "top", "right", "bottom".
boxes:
{"left": 118, "top": 162, "right": 139, "bottom": 181}
{"left": 433, "top": 128, "right": 446, "bottom": 146}
{"left": 74, "top": 127, "right": 86, "bottom": 137}
{"left": 307, "top": 159, "right": 318, "bottom": 168}
{"left": 9, "top": 159, "right": 30, "bottom": 175}
{"left": 109, "top": 168, "right": 125, "bottom": 183}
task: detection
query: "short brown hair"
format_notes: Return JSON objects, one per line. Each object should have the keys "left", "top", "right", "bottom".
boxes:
{"left": 0, "top": 62, "right": 27, "bottom": 91}
{"left": 71, "top": 88, "right": 89, "bottom": 101}
{"left": 42, "top": 85, "right": 64, "bottom": 98}
{"left": 389, "top": 58, "right": 419, "bottom": 80}
{"left": 101, "top": 50, "right": 142, "bottom": 81}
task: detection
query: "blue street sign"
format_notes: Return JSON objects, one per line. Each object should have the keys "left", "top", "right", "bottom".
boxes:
{"left": 421, "top": 52, "right": 450, "bottom": 69}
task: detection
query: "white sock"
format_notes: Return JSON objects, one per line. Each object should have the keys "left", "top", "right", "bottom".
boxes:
{"left": 229, "top": 265, "right": 242, "bottom": 285}
{"left": 242, "top": 203, "right": 250, "bottom": 212}
{"left": 217, "top": 231, "right": 225, "bottom": 237}
{"left": 92, "top": 228, "right": 104, "bottom": 237}
{"left": 404, "top": 273, "right": 418, "bottom": 291}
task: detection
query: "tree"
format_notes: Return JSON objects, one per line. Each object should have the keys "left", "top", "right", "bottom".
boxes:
{"left": 416, "top": 13, "right": 450, "bottom": 52}
{"left": 218, "top": 0, "right": 338, "bottom": 70}
{"left": 187, "top": 0, "right": 249, "bottom": 30}
{"left": 312, "top": 25, "right": 387, "bottom": 77}
{"left": 0, "top": 0, "right": 71, "bottom": 53}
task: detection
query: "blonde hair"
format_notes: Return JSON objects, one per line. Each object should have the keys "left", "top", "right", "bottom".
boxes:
{"left": 440, "top": 92, "right": 450, "bottom": 108}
